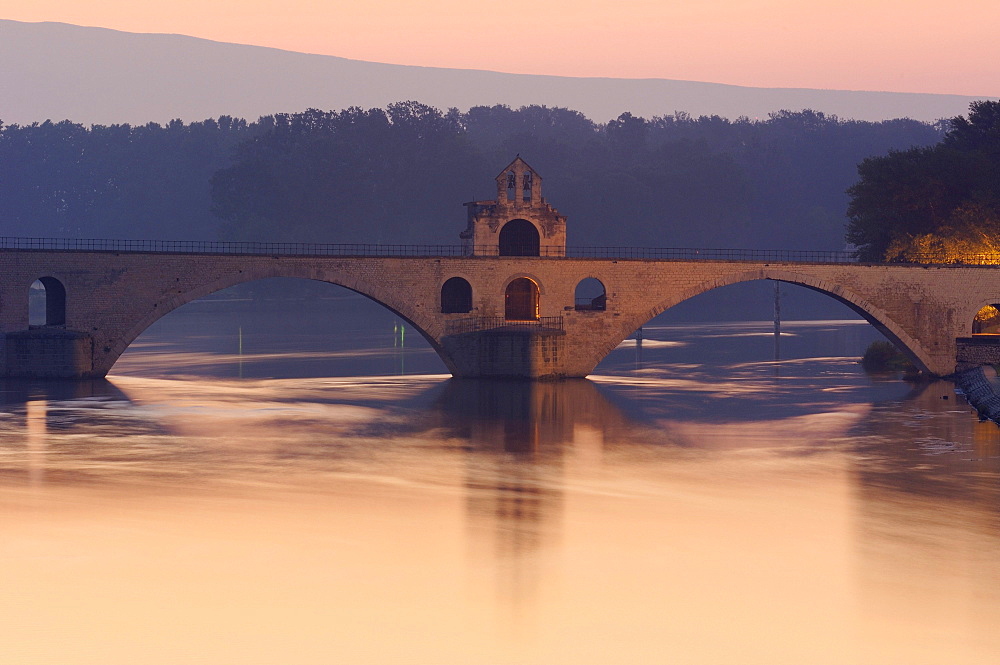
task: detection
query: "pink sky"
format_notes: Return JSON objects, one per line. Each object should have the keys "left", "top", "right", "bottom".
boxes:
{"left": 3, "top": 0, "right": 998, "bottom": 95}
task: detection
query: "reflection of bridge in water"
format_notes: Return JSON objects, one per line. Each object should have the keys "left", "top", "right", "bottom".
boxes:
{"left": 5, "top": 157, "right": 1000, "bottom": 379}
{"left": 430, "top": 376, "right": 1000, "bottom": 611}
{"left": 432, "top": 378, "right": 630, "bottom": 608}
{"left": 6, "top": 371, "right": 999, "bottom": 616}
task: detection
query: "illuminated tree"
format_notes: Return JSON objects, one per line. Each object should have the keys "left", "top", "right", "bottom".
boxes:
{"left": 883, "top": 203, "right": 1000, "bottom": 264}
{"left": 973, "top": 304, "right": 1000, "bottom": 334}
{"left": 846, "top": 101, "right": 1000, "bottom": 262}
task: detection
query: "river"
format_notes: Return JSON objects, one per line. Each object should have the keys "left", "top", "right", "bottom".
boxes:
{"left": 2, "top": 290, "right": 999, "bottom": 664}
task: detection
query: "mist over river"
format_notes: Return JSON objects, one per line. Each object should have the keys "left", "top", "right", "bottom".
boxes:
{"left": 2, "top": 288, "right": 999, "bottom": 664}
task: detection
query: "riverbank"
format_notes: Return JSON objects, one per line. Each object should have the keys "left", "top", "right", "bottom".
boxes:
{"left": 954, "top": 366, "right": 1000, "bottom": 423}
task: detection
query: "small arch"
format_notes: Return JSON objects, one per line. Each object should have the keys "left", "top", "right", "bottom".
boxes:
{"left": 505, "top": 277, "right": 539, "bottom": 321}
{"left": 973, "top": 304, "right": 1000, "bottom": 335}
{"left": 29, "top": 277, "right": 66, "bottom": 327}
{"left": 499, "top": 219, "right": 540, "bottom": 257}
{"left": 441, "top": 277, "right": 473, "bottom": 314}
{"left": 574, "top": 278, "right": 607, "bottom": 311}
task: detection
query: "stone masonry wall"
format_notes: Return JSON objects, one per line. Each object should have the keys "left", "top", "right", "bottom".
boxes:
{"left": 4, "top": 249, "right": 1000, "bottom": 378}
{"left": 956, "top": 338, "right": 1000, "bottom": 371}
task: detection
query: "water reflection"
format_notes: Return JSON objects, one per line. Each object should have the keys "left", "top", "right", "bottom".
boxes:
{"left": 25, "top": 399, "right": 45, "bottom": 486}
{"left": 844, "top": 384, "right": 1000, "bottom": 660}
{"left": 0, "top": 379, "right": 141, "bottom": 486}
{"left": 855, "top": 381, "right": 1000, "bottom": 500}
{"left": 0, "top": 377, "right": 125, "bottom": 405}
{"left": 434, "top": 378, "right": 624, "bottom": 454}
{"left": 433, "top": 379, "right": 628, "bottom": 609}
{"left": 3, "top": 321, "right": 1000, "bottom": 663}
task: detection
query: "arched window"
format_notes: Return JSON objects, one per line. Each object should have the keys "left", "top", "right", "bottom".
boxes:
{"left": 574, "top": 278, "right": 607, "bottom": 311}
{"left": 441, "top": 277, "right": 473, "bottom": 313}
{"left": 498, "top": 219, "right": 540, "bottom": 257}
{"left": 29, "top": 277, "right": 67, "bottom": 327}
{"left": 505, "top": 278, "right": 539, "bottom": 321}
{"left": 973, "top": 304, "right": 1000, "bottom": 334}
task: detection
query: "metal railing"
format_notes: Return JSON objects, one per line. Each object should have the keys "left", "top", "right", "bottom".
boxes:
{"left": 0, "top": 237, "right": 858, "bottom": 262}
{"left": 563, "top": 246, "right": 860, "bottom": 262}
{"left": 445, "top": 316, "right": 564, "bottom": 335}
{"left": 5, "top": 236, "right": 1000, "bottom": 265}
{"left": 0, "top": 237, "right": 471, "bottom": 257}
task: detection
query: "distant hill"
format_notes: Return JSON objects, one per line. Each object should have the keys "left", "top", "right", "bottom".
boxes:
{"left": 0, "top": 19, "right": 994, "bottom": 126}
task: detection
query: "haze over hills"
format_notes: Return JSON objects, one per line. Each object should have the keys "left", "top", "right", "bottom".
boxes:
{"left": 1, "top": 19, "right": 993, "bottom": 126}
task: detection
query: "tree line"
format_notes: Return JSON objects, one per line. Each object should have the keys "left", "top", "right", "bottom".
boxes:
{"left": 846, "top": 100, "right": 1000, "bottom": 262}
{"left": 1, "top": 103, "right": 943, "bottom": 250}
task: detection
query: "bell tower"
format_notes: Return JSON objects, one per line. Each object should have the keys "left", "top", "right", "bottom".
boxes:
{"left": 460, "top": 157, "right": 567, "bottom": 257}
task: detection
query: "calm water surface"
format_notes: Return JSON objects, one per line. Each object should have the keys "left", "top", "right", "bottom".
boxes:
{"left": 2, "top": 301, "right": 999, "bottom": 664}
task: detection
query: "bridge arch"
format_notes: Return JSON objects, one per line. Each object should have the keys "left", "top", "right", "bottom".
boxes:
{"left": 505, "top": 277, "right": 540, "bottom": 321}
{"left": 440, "top": 276, "right": 473, "bottom": 314}
{"left": 501, "top": 272, "right": 547, "bottom": 296}
{"left": 29, "top": 276, "right": 67, "bottom": 327}
{"left": 614, "top": 268, "right": 937, "bottom": 374}
{"left": 498, "top": 219, "right": 540, "bottom": 256}
{"left": 574, "top": 277, "right": 607, "bottom": 311}
{"left": 970, "top": 301, "right": 1000, "bottom": 335}
{"left": 104, "top": 264, "right": 455, "bottom": 376}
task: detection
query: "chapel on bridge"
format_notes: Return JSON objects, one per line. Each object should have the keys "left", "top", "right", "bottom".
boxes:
{"left": 460, "top": 157, "right": 567, "bottom": 257}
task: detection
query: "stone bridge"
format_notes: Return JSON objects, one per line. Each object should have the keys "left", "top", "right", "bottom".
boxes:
{"left": 3, "top": 157, "right": 998, "bottom": 380}
{"left": 1, "top": 248, "right": 996, "bottom": 379}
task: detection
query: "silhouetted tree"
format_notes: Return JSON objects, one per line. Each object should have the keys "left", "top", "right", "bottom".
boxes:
{"left": 0, "top": 117, "right": 251, "bottom": 239}
{"left": 846, "top": 101, "right": 1000, "bottom": 261}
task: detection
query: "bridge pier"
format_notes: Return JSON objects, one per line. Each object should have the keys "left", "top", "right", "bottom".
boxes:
{"left": 955, "top": 337, "right": 1000, "bottom": 373}
{"left": 4, "top": 329, "right": 95, "bottom": 378}
{"left": 441, "top": 328, "right": 569, "bottom": 379}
